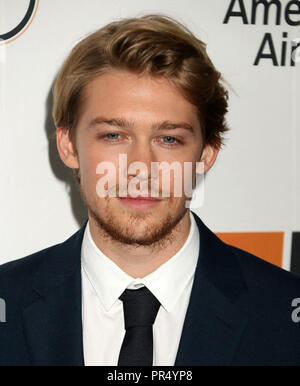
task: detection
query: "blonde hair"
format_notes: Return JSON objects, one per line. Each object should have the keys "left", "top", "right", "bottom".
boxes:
{"left": 52, "top": 14, "right": 229, "bottom": 148}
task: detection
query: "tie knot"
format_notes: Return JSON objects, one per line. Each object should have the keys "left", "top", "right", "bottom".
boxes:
{"left": 119, "top": 286, "right": 161, "bottom": 330}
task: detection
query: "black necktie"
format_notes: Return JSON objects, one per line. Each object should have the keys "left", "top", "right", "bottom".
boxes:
{"left": 118, "top": 286, "right": 161, "bottom": 366}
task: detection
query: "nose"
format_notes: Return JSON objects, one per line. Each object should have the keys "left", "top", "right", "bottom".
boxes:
{"left": 126, "top": 139, "right": 157, "bottom": 181}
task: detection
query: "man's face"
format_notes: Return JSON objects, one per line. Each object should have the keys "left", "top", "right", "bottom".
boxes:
{"left": 62, "top": 70, "right": 206, "bottom": 246}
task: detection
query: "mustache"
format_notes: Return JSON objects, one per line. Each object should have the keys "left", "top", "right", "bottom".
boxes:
{"left": 104, "top": 185, "right": 175, "bottom": 198}
{"left": 99, "top": 175, "right": 185, "bottom": 199}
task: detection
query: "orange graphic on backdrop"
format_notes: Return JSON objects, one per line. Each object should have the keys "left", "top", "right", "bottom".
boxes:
{"left": 216, "top": 232, "right": 284, "bottom": 268}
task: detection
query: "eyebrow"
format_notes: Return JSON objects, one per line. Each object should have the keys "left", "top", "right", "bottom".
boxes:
{"left": 87, "top": 116, "right": 196, "bottom": 135}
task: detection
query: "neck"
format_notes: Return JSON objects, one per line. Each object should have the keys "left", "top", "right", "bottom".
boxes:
{"left": 88, "top": 210, "right": 191, "bottom": 278}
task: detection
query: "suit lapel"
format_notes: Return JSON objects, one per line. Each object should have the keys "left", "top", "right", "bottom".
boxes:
{"left": 21, "top": 212, "right": 248, "bottom": 366}
{"left": 175, "top": 212, "right": 249, "bottom": 365}
{"left": 21, "top": 225, "right": 86, "bottom": 366}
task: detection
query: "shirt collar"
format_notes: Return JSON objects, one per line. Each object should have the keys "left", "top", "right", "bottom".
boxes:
{"left": 81, "top": 210, "right": 199, "bottom": 312}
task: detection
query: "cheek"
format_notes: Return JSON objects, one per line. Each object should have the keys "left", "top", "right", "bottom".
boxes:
{"left": 76, "top": 144, "right": 99, "bottom": 190}
{"left": 79, "top": 148, "right": 98, "bottom": 176}
{"left": 79, "top": 147, "right": 120, "bottom": 191}
{"left": 171, "top": 157, "right": 199, "bottom": 197}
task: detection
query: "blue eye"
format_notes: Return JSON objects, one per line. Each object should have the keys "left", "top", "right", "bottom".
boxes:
{"left": 106, "top": 133, "right": 120, "bottom": 140}
{"left": 100, "top": 133, "right": 182, "bottom": 147}
{"left": 161, "top": 136, "right": 181, "bottom": 146}
{"left": 163, "top": 136, "right": 176, "bottom": 143}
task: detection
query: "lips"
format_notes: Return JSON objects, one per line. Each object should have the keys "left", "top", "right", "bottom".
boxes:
{"left": 119, "top": 195, "right": 161, "bottom": 201}
{"left": 117, "top": 195, "right": 162, "bottom": 210}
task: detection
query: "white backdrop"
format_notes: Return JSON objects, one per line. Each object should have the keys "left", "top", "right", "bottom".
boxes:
{"left": 1, "top": 0, "right": 299, "bottom": 270}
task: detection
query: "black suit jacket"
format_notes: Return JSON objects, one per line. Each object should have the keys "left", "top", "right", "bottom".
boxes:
{"left": 1, "top": 211, "right": 300, "bottom": 366}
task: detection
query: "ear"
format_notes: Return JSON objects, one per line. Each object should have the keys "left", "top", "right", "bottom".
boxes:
{"left": 198, "top": 143, "right": 219, "bottom": 173}
{"left": 56, "top": 126, "right": 79, "bottom": 169}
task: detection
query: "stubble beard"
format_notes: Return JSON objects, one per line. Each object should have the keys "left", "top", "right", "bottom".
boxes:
{"left": 79, "top": 184, "right": 188, "bottom": 252}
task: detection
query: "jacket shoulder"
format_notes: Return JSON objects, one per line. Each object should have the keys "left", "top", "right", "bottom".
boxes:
{"left": 0, "top": 224, "right": 86, "bottom": 301}
{"left": 0, "top": 244, "right": 61, "bottom": 300}
{"left": 228, "top": 243, "right": 300, "bottom": 291}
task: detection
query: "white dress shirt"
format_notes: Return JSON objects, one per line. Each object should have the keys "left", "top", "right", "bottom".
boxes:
{"left": 81, "top": 210, "right": 200, "bottom": 366}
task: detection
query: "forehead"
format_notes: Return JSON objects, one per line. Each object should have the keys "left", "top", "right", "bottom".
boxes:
{"left": 78, "top": 70, "right": 200, "bottom": 129}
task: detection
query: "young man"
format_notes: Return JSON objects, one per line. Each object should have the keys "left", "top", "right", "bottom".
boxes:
{"left": 1, "top": 14, "right": 300, "bottom": 366}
